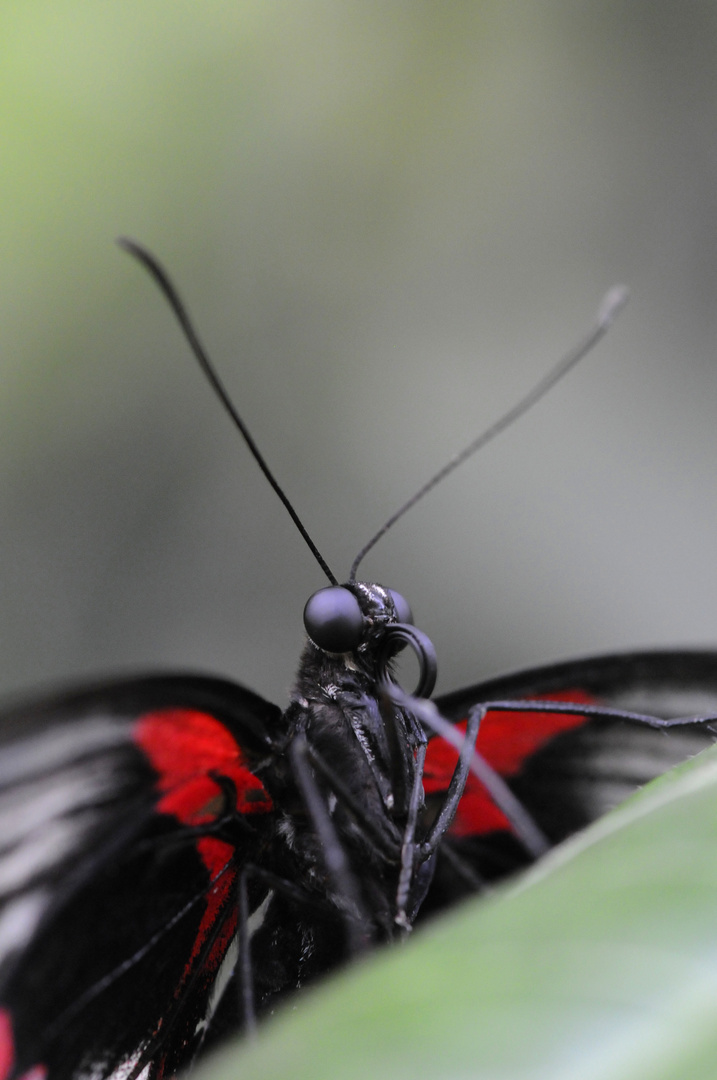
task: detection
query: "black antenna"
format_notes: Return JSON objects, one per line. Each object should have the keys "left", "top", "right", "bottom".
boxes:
{"left": 118, "top": 238, "right": 338, "bottom": 587}
{"left": 349, "top": 285, "right": 629, "bottom": 581}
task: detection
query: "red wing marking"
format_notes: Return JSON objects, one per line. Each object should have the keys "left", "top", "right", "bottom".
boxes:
{"left": 424, "top": 690, "right": 594, "bottom": 837}
{"left": 133, "top": 709, "right": 273, "bottom": 824}
{"left": 133, "top": 709, "right": 272, "bottom": 983}
{"left": 0, "top": 1008, "right": 46, "bottom": 1080}
{"left": 0, "top": 1010, "right": 13, "bottom": 1080}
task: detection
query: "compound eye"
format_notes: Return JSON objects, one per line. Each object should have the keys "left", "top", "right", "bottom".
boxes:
{"left": 303, "top": 586, "right": 364, "bottom": 653}
{"left": 388, "top": 589, "right": 413, "bottom": 626}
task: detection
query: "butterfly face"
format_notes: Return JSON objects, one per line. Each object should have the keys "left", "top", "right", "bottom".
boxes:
{"left": 302, "top": 582, "right": 413, "bottom": 654}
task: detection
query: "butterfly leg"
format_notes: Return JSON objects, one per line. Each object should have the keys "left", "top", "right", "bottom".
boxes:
{"left": 394, "top": 741, "right": 427, "bottom": 931}
{"left": 236, "top": 869, "right": 256, "bottom": 1036}
{"left": 231, "top": 861, "right": 333, "bottom": 1038}
{"left": 385, "top": 686, "right": 550, "bottom": 862}
{"left": 301, "top": 746, "right": 402, "bottom": 859}
{"left": 289, "top": 735, "right": 373, "bottom": 953}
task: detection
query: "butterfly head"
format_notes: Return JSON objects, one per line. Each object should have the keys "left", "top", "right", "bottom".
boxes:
{"left": 303, "top": 582, "right": 436, "bottom": 699}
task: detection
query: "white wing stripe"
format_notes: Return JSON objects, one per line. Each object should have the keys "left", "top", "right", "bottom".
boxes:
{"left": 0, "top": 717, "right": 130, "bottom": 788}
{"left": 0, "top": 889, "right": 49, "bottom": 963}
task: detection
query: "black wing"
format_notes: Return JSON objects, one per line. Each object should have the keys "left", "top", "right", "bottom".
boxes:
{"left": 422, "top": 650, "right": 717, "bottom": 906}
{"left": 0, "top": 674, "right": 281, "bottom": 1080}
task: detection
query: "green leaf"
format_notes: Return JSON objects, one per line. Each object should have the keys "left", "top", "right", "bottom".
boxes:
{"left": 199, "top": 743, "right": 717, "bottom": 1080}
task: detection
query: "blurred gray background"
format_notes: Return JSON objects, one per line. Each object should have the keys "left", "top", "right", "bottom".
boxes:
{"left": 1, "top": 3, "right": 717, "bottom": 708}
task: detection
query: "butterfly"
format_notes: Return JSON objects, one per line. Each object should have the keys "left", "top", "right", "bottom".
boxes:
{"left": 1, "top": 245, "right": 715, "bottom": 1080}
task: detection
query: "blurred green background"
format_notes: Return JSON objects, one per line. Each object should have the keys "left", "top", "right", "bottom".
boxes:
{"left": 1, "top": 2, "right": 717, "bottom": 707}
